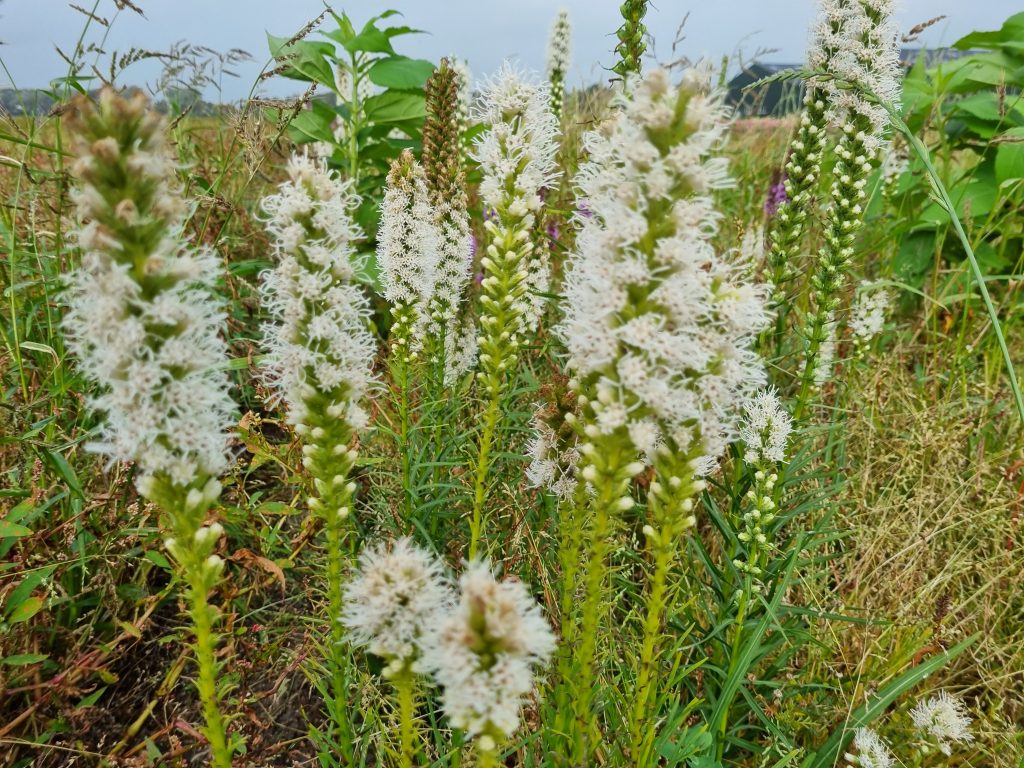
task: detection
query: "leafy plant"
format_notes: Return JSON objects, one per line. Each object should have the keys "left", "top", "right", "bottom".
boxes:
{"left": 267, "top": 9, "right": 434, "bottom": 243}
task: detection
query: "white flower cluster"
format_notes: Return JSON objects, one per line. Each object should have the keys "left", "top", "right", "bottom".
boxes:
{"left": 473, "top": 64, "right": 559, "bottom": 333}
{"left": 525, "top": 408, "right": 581, "bottom": 500}
{"left": 260, "top": 152, "right": 377, "bottom": 430}
{"left": 739, "top": 389, "right": 792, "bottom": 465}
{"left": 910, "top": 691, "right": 974, "bottom": 755}
{"left": 342, "top": 544, "right": 556, "bottom": 742}
{"left": 474, "top": 64, "right": 558, "bottom": 218}
{"left": 807, "top": 0, "right": 902, "bottom": 151}
{"left": 845, "top": 727, "right": 894, "bottom": 768}
{"left": 63, "top": 90, "right": 234, "bottom": 486}
{"left": 560, "top": 67, "right": 771, "bottom": 462}
{"left": 377, "top": 152, "right": 441, "bottom": 326}
{"left": 849, "top": 284, "right": 891, "bottom": 346}
{"left": 422, "top": 560, "right": 556, "bottom": 739}
{"left": 341, "top": 538, "right": 453, "bottom": 676}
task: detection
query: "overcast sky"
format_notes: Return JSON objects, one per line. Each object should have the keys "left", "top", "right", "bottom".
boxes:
{"left": 0, "top": 1, "right": 1018, "bottom": 100}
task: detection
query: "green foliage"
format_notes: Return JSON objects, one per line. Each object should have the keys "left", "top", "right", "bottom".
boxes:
{"left": 890, "top": 13, "right": 1024, "bottom": 288}
{"left": 267, "top": 10, "right": 433, "bottom": 242}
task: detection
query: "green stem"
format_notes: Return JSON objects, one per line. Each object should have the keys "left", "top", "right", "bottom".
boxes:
{"left": 570, "top": 452, "right": 629, "bottom": 765}
{"left": 628, "top": 526, "right": 675, "bottom": 763}
{"left": 323, "top": 505, "right": 356, "bottom": 760}
{"left": 395, "top": 669, "right": 416, "bottom": 768}
{"left": 186, "top": 572, "right": 231, "bottom": 768}
{"left": 468, "top": 391, "right": 501, "bottom": 560}
{"left": 398, "top": 357, "right": 414, "bottom": 519}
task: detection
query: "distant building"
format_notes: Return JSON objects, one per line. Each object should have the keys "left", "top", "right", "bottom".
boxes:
{"left": 726, "top": 47, "right": 984, "bottom": 117}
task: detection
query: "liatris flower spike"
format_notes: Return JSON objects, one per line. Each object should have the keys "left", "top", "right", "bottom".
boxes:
{"left": 422, "top": 59, "right": 477, "bottom": 383}
{"left": 63, "top": 88, "right": 236, "bottom": 768}
{"left": 558, "top": 66, "right": 770, "bottom": 763}
{"left": 796, "top": 0, "right": 901, "bottom": 413}
{"left": 423, "top": 560, "right": 555, "bottom": 766}
{"left": 378, "top": 149, "right": 441, "bottom": 364}
{"left": 546, "top": 9, "right": 572, "bottom": 123}
{"left": 468, "top": 62, "right": 559, "bottom": 557}
{"left": 260, "top": 151, "right": 377, "bottom": 759}
{"left": 735, "top": 389, "right": 792, "bottom": 579}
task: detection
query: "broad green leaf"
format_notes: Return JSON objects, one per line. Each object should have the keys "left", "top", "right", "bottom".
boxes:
{"left": 287, "top": 100, "right": 339, "bottom": 144}
{"left": 362, "top": 90, "right": 425, "bottom": 124}
{"left": 76, "top": 686, "right": 107, "bottom": 708}
{"left": 2, "top": 653, "right": 48, "bottom": 666}
{"left": 45, "top": 449, "right": 84, "bottom": 501}
{"left": 367, "top": 56, "right": 434, "bottom": 90}
{"left": 0, "top": 519, "right": 32, "bottom": 538}
{"left": 343, "top": 25, "right": 394, "bottom": 55}
{"left": 4, "top": 564, "right": 58, "bottom": 619}
{"left": 995, "top": 126, "right": 1024, "bottom": 182}
{"left": 144, "top": 550, "right": 172, "bottom": 569}
{"left": 954, "top": 12, "right": 1024, "bottom": 50}
{"left": 8, "top": 595, "right": 44, "bottom": 623}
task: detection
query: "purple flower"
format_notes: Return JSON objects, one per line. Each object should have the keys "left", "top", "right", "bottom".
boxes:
{"left": 764, "top": 174, "right": 788, "bottom": 218}
{"left": 546, "top": 220, "right": 561, "bottom": 244}
{"left": 577, "top": 199, "right": 593, "bottom": 219}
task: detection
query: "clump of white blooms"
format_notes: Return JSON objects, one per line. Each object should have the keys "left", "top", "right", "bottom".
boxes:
{"left": 472, "top": 63, "right": 559, "bottom": 394}
{"left": 739, "top": 389, "right": 792, "bottom": 465}
{"left": 546, "top": 9, "right": 572, "bottom": 122}
{"left": 377, "top": 151, "right": 442, "bottom": 356}
{"left": 422, "top": 59, "right": 478, "bottom": 382}
{"left": 63, "top": 89, "right": 234, "bottom": 487}
{"left": 260, "top": 152, "right": 377, "bottom": 433}
{"left": 845, "top": 727, "right": 895, "bottom": 768}
{"left": 341, "top": 538, "right": 453, "bottom": 676}
{"left": 910, "top": 691, "right": 975, "bottom": 755}
{"left": 850, "top": 284, "right": 891, "bottom": 350}
{"left": 807, "top": 0, "right": 902, "bottom": 152}
{"left": 526, "top": 407, "right": 581, "bottom": 500}
{"left": 561, "top": 66, "right": 771, "bottom": 464}
{"left": 422, "top": 560, "right": 556, "bottom": 742}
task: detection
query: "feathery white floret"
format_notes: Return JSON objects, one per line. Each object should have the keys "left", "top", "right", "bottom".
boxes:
{"left": 473, "top": 63, "right": 559, "bottom": 219}
{"left": 341, "top": 538, "right": 453, "bottom": 674}
{"left": 844, "top": 727, "right": 894, "bottom": 768}
{"left": 849, "top": 284, "right": 891, "bottom": 344}
{"left": 260, "top": 153, "right": 377, "bottom": 429}
{"left": 560, "top": 67, "right": 771, "bottom": 462}
{"left": 64, "top": 91, "right": 234, "bottom": 486}
{"left": 910, "top": 691, "right": 974, "bottom": 755}
{"left": 422, "top": 560, "right": 556, "bottom": 739}
{"left": 807, "top": 0, "right": 902, "bottom": 151}
{"left": 525, "top": 408, "right": 581, "bottom": 500}
{"left": 377, "top": 154, "right": 441, "bottom": 313}
{"left": 739, "top": 389, "right": 792, "bottom": 465}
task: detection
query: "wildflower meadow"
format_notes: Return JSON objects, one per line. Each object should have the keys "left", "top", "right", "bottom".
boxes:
{"left": 1, "top": 1, "right": 1023, "bottom": 766}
